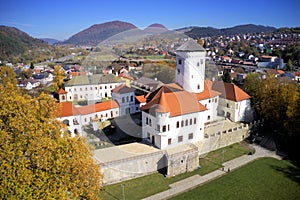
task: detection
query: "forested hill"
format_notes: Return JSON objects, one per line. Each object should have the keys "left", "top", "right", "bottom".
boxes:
{"left": 184, "top": 24, "right": 277, "bottom": 38}
{"left": 62, "top": 21, "right": 137, "bottom": 46}
{"left": 0, "top": 26, "right": 49, "bottom": 62}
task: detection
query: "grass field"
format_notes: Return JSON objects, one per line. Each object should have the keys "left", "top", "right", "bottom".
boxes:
{"left": 171, "top": 157, "right": 300, "bottom": 200}
{"left": 99, "top": 142, "right": 252, "bottom": 200}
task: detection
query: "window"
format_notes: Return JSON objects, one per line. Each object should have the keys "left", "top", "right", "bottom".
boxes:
{"left": 85, "top": 87, "right": 88, "bottom": 91}
{"left": 181, "top": 120, "right": 184, "bottom": 127}
{"left": 105, "top": 86, "right": 107, "bottom": 89}
{"left": 146, "top": 117, "right": 149, "bottom": 125}
{"left": 194, "top": 117, "right": 197, "bottom": 124}
{"left": 168, "top": 124, "right": 170, "bottom": 131}
{"left": 209, "top": 99, "right": 211, "bottom": 103}
{"left": 207, "top": 115, "right": 211, "bottom": 120}
{"left": 80, "top": 95, "right": 82, "bottom": 98}
{"left": 200, "top": 59, "right": 203, "bottom": 65}
{"left": 147, "top": 133, "right": 151, "bottom": 140}
{"left": 215, "top": 98, "right": 218, "bottom": 103}
{"left": 177, "top": 69, "right": 180, "bottom": 74}
{"left": 105, "top": 113, "right": 108, "bottom": 117}
{"left": 227, "top": 103, "right": 230, "bottom": 108}
{"left": 130, "top": 95, "right": 133, "bottom": 102}
{"left": 168, "top": 138, "right": 172, "bottom": 145}
{"left": 188, "top": 133, "right": 193, "bottom": 140}
{"left": 197, "top": 84, "right": 200, "bottom": 89}
{"left": 178, "top": 59, "right": 182, "bottom": 65}
{"left": 126, "top": 96, "right": 129, "bottom": 102}
{"left": 80, "top": 88, "right": 82, "bottom": 91}
{"left": 205, "top": 104, "right": 207, "bottom": 108}
{"left": 176, "top": 121, "right": 179, "bottom": 128}
{"left": 122, "top": 97, "right": 125, "bottom": 103}
{"left": 162, "top": 125, "right": 166, "bottom": 132}
{"left": 178, "top": 136, "right": 183, "bottom": 143}
{"left": 100, "top": 86, "right": 102, "bottom": 89}
{"left": 95, "top": 87, "right": 97, "bottom": 90}
{"left": 110, "top": 85, "right": 112, "bottom": 88}
{"left": 89, "top": 117, "right": 92, "bottom": 122}
{"left": 149, "top": 119, "right": 152, "bottom": 126}
{"left": 190, "top": 119, "right": 193, "bottom": 125}
{"left": 62, "top": 95, "right": 65, "bottom": 100}
{"left": 157, "top": 125, "right": 160, "bottom": 132}
{"left": 74, "top": 88, "right": 76, "bottom": 91}
{"left": 185, "top": 119, "right": 188, "bottom": 126}
{"left": 197, "top": 62, "right": 199, "bottom": 67}
{"left": 69, "top": 89, "right": 71, "bottom": 92}
{"left": 90, "top": 87, "right": 92, "bottom": 90}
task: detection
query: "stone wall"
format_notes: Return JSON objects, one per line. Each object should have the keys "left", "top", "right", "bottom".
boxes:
{"left": 99, "top": 151, "right": 165, "bottom": 185}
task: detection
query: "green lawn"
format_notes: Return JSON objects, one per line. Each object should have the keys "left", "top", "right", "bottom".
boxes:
{"left": 171, "top": 158, "right": 300, "bottom": 200}
{"left": 99, "top": 142, "right": 252, "bottom": 199}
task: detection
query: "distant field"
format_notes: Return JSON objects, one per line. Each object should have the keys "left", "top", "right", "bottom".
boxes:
{"left": 171, "top": 157, "right": 300, "bottom": 200}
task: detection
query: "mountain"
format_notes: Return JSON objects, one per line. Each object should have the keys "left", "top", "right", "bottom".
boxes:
{"left": 183, "top": 24, "right": 277, "bottom": 38}
{"left": 0, "top": 26, "right": 49, "bottom": 61}
{"left": 62, "top": 21, "right": 137, "bottom": 46}
{"left": 144, "top": 23, "right": 169, "bottom": 34}
{"left": 40, "top": 38, "right": 60, "bottom": 45}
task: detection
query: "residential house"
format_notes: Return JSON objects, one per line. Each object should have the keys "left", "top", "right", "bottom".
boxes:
{"left": 294, "top": 72, "right": 300, "bottom": 82}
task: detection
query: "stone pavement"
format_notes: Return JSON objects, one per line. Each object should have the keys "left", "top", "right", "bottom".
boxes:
{"left": 142, "top": 144, "right": 281, "bottom": 200}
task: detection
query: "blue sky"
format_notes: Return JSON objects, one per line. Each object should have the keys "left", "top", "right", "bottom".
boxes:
{"left": 1, "top": 0, "right": 299, "bottom": 40}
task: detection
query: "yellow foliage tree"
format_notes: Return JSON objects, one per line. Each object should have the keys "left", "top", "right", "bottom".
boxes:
{"left": 0, "top": 83, "right": 101, "bottom": 199}
{"left": 52, "top": 65, "right": 65, "bottom": 91}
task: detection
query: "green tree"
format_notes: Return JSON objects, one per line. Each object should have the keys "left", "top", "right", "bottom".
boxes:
{"left": 0, "top": 83, "right": 101, "bottom": 199}
{"left": 0, "top": 66, "right": 17, "bottom": 86}
{"left": 243, "top": 73, "right": 262, "bottom": 109}
{"left": 30, "top": 62, "right": 34, "bottom": 69}
{"left": 52, "top": 65, "right": 65, "bottom": 91}
{"left": 222, "top": 72, "right": 232, "bottom": 83}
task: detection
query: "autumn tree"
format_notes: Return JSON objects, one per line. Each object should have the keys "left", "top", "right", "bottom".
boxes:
{"left": 222, "top": 72, "right": 232, "bottom": 83}
{"left": 0, "top": 66, "right": 17, "bottom": 86}
{"left": 52, "top": 65, "right": 65, "bottom": 91}
{"left": 0, "top": 83, "right": 101, "bottom": 199}
{"left": 243, "top": 73, "right": 262, "bottom": 109}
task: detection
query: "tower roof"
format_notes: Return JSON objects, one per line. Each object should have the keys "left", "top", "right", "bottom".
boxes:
{"left": 176, "top": 40, "right": 206, "bottom": 52}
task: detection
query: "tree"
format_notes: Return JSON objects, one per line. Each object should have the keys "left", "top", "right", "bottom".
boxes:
{"left": 0, "top": 83, "right": 101, "bottom": 199}
{"left": 286, "top": 59, "right": 293, "bottom": 71}
{"left": 222, "top": 72, "right": 232, "bottom": 83}
{"left": 243, "top": 73, "right": 262, "bottom": 109}
{"left": 52, "top": 65, "right": 65, "bottom": 91}
{"left": 30, "top": 62, "right": 34, "bottom": 69}
{"left": 197, "top": 38, "right": 205, "bottom": 47}
{"left": 0, "top": 66, "right": 17, "bottom": 86}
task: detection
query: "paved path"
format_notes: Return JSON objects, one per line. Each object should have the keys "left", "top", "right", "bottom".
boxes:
{"left": 142, "top": 144, "right": 281, "bottom": 200}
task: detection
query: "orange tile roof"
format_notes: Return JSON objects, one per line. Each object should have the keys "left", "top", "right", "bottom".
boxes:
{"left": 58, "top": 102, "right": 80, "bottom": 117}
{"left": 141, "top": 83, "right": 207, "bottom": 117}
{"left": 135, "top": 95, "right": 146, "bottom": 103}
{"left": 194, "top": 80, "right": 221, "bottom": 100}
{"left": 212, "top": 81, "right": 250, "bottom": 102}
{"left": 76, "top": 100, "right": 119, "bottom": 115}
{"left": 57, "top": 88, "right": 67, "bottom": 94}
{"left": 58, "top": 100, "right": 119, "bottom": 117}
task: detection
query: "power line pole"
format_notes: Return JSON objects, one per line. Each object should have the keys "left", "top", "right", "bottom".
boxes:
{"left": 121, "top": 184, "right": 125, "bottom": 200}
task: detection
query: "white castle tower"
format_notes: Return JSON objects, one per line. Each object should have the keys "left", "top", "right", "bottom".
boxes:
{"left": 175, "top": 40, "right": 206, "bottom": 93}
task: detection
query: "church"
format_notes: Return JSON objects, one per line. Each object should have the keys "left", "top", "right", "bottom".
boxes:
{"left": 140, "top": 40, "right": 252, "bottom": 149}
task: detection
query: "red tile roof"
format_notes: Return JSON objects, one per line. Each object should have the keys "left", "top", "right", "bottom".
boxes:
{"left": 212, "top": 81, "right": 250, "bottom": 102}
{"left": 58, "top": 100, "right": 119, "bottom": 117}
{"left": 141, "top": 83, "right": 207, "bottom": 117}
{"left": 194, "top": 80, "right": 221, "bottom": 100}
{"left": 57, "top": 88, "right": 67, "bottom": 94}
{"left": 111, "top": 84, "right": 135, "bottom": 93}
{"left": 294, "top": 72, "right": 300, "bottom": 76}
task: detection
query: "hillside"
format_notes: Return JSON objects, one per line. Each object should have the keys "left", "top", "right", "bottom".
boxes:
{"left": 40, "top": 38, "right": 60, "bottom": 45}
{"left": 144, "top": 23, "right": 169, "bottom": 33}
{"left": 62, "top": 21, "right": 137, "bottom": 46}
{"left": 184, "top": 24, "right": 277, "bottom": 38}
{"left": 0, "top": 26, "right": 49, "bottom": 61}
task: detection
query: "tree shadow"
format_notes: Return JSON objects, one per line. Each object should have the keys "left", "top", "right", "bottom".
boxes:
{"left": 270, "top": 160, "right": 300, "bottom": 185}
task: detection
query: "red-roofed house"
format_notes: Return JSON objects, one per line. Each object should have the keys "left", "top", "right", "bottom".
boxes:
{"left": 212, "top": 81, "right": 252, "bottom": 122}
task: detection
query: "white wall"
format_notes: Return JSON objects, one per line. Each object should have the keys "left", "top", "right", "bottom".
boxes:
{"left": 142, "top": 111, "right": 206, "bottom": 149}
{"left": 112, "top": 91, "right": 135, "bottom": 116}
{"left": 199, "top": 96, "right": 219, "bottom": 122}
